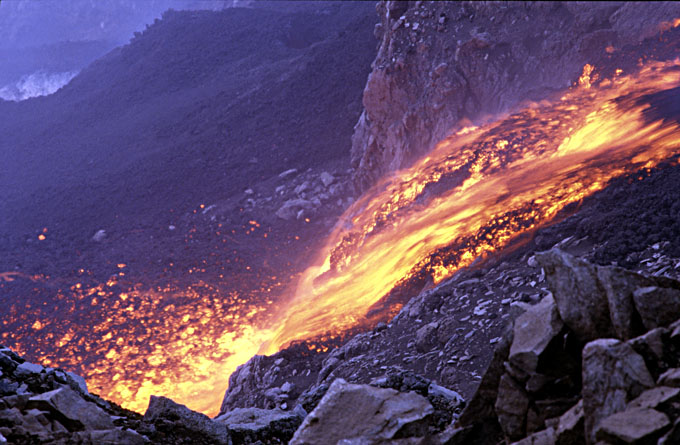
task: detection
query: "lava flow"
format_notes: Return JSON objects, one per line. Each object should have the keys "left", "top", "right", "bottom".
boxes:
{"left": 4, "top": 59, "right": 680, "bottom": 418}
{"left": 263, "top": 59, "right": 680, "bottom": 354}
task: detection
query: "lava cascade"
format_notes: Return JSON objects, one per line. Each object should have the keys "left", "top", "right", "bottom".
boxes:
{"left": 263, "top": 59, "right": 680, "bottom": 354}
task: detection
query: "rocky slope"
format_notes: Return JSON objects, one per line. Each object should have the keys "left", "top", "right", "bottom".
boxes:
{"left": 350, "top": 1, "right": 680, "bottom": 192}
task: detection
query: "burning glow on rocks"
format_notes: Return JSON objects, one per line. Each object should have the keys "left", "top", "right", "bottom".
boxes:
{"left": 263, "top": 59, "right": 680, "bottom": 354}
{"left": 4, "top": 59, "right": 680, "bottom": 418}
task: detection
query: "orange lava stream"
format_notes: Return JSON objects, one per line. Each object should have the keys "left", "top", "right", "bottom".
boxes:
{"left": 262, "top": 59, "right": 680, "bottom": 354}
{"left": 5, "top": 59, "right": 680, "bottom": 418}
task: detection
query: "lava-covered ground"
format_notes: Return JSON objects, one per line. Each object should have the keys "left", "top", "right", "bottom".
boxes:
{"left": 0, "top": 2, "right": 377, "bottom": 415}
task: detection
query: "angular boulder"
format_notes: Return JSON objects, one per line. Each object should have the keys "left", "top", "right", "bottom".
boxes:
{"left": 633, "top": 286, "right": 680, "bottom": 331}
{"left": 289, "top": 379, "right": 433, "bottom": 444}
{"left": 595, "top": 407, "right": 670, "bottom": 444}
{"left": 144, "top": 395, "right": 231, "bottom": 445}
{"left": 215, "top": 407, "right": 301, "bottom": 443}
{"left": 581, "top": 339, "right": 655, "bottom": 442}
{"left": 535, "top": 249, "right": 615, "bottom": 342}
{"left": 508, "top": 295, "right": 563, "bottom": 373}
{"left": 27, "top": 387, "right": 114, "bottom": 431}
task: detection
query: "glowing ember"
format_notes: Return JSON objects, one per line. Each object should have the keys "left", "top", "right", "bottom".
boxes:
{"left": 262, "top": 59, "right": 680, "bottom": 354}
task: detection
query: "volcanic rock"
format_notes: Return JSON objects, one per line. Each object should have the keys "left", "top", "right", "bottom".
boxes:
{"left": 508, "top": 295, "right": 563, "bottom": 373}
{"left": 495, "top": 374, "right": 530, "bottom": 441}
{"left": 535, "top": 249, "right": 615, "bottom": 342}
{"left": 27, "top": 387, "right": 114, "bottom": 431}
{"left": 215, "top": 407, "right": 302, "bottom": 444}
{"left": 289, "top": 378, "right": 434, "bottom": 444}
{"left": 658, "top": 368, "right": 680, "bottom": 387}
{"left": 633, "top": 286, "right": 680, "bottom": 331}
{"left": 144, "top": 396, "right": 231, "bottom": 445}
{"left": 554, "top": 400, "right": 585, "bottom": 445}
{"left": 594, "top": 407, "right": 670, "bottom": 444}
{"left": 275, "top": 199, "right": 314, "bottom": 220}
{"left": 581, "top": 339, "right": 655, "bottom": 442}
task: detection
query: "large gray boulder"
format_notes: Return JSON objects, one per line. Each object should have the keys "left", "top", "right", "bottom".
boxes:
{"left": 144, "top": 395, "right": 231, "bottom": 445}
{"left": 535, "top": 249, "right": 615, "bottom": 342}
{"left": 290, "top": 379, "right": 433, "bottom": 444}
{"left": 508, "top": 295, "right": 563, "bottom": 373}
{"left": 594, "top": 407, "right": 670, "bottom": 444}
{"left": 581, "top": 339, "right": 655, "bottom": 443}
{"left": 27, "top": 387, "right": 114, "bottom": 431}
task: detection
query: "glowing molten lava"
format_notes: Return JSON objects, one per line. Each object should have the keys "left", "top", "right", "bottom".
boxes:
{"left": 5, "top": 59, "right": 680, "bottom": 418}
{"left": 262, "top": 59, "right": 680, "bottom": 354}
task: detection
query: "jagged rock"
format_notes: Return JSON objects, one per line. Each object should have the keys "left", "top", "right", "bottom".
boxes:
{"left": 221, "top": 355, "right": 273, "bottom": 413}
{"left": 594, "top": 407, "right": 670, "bottom": 444}
{"left": 14, "top": 362, "right": 44, "bottom": 378}
{"left": 27, "top": 387, "right": 114, "bottom": 431}
{"left": 627, "top": 386, "right": 680, "bottom": 411}
{"left": 535, "top": 249, "right": 615, "bottom": 341}
{"left": 290, "top": 379, "right": 433, "bottom": 444}
{"left": 144, "top": 396, "right": 231, "bottom": 445}
{"left": 628, "top": 328, "right": 672, "bottom": 378}
{"left": 215, "top": 407, "right": 302, "bottom": 444}
{"left": 297, "top": 383, "right": 330, "bottom": 414}
{"left": 509, "top": 295, "right": 563, "bottom": 373}
{"left": 66, "top": 371, "right": 89, "bottom": 395}
{"left": 633, "top": 286, "right": 680, "bottom": 331}
{"left": 658, "top": 368, "right": 680, "bottom": 387}
{"left": 596, "top": 266, "right": 649, "bottom": 340}
{"left": 581, "top": 339, "right": 655, "bottom": 442}
{"left": 554, "top": 400, "right": 584, "bottom": 445}
{"left": 495, "top": 374, "right": 530, "bottom": 441}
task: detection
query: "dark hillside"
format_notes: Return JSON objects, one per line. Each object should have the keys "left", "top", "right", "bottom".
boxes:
{"left": 0, "top": 2, "right": 376, "bottom": 259}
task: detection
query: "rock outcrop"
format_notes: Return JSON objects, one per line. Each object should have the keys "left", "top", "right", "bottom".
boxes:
{"left": 290, "top": 378, "right": 434, "bottom": 444}
{"left": 446, "top": 249, "right": 680, "bottom": 445}
{"left": 350, "top": 1, "right": 680, "bottom": 192}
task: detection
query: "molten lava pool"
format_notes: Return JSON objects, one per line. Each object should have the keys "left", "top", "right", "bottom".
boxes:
{"left": 4, "top": 59, "right": 680, "bottom": 416}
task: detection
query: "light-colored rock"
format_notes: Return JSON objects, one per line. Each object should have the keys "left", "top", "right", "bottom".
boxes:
{"left": 215, "top": 407, "right": 301, "bottom": 443}
{"left": 15, "top": 362, "right": 44, "bottom": 378}
{"left": 535, "top": 249, "right": 614, "bottom": 341}
{"left": 92, "top": 229, "right": 106, "bottom": 242}
{"left": 581, "top": 339, "right": 655, "bottom": 443}
{"left": 319, "top": 171, "right": 334, "bottom": 187}
{"left": 658, "top": 368, "right": 680, "bottom": 387}
{"left": 627, "top": 386, "right": 680, "bottom": 410}
{"left": 633, "top": 286, "right": 680, "bottom": 331}
{"left": 290, "top": 379, "right": 433, "bottom": 444}
{"left": 66, "top": 371, "right": 89, "bottom": 395}
{"left": 279, "top": 168, "right": 298, "bottom": 179}
{"left": 275, "top": 199, "right": 313, "bottom": 220}
{"left": 144, "top": 396, "right": 231, "bottom": 445}
{"left": 555, "top": 400, "right": 584, "bottom": 445}
{"left": 27, "top": 387, "right": 114, "bottom": 431}
{"left": 595, "top": 407, "right": 670, "bottom": 444}
{"left": 509, "top": 295, "right": 563, "bottom": 372}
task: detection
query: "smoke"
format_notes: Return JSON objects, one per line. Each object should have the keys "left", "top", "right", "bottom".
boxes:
{"left": 0, "top": 70, "right": 78, "bottom": 102}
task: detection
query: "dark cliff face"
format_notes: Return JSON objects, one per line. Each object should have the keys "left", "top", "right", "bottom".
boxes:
{"left": 350, "top": 1, "right": 680, "bottom": 193}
